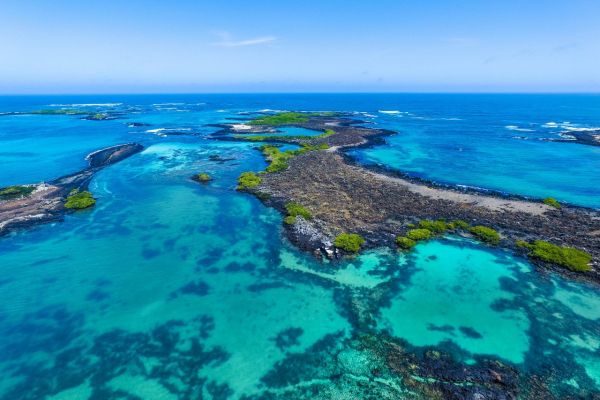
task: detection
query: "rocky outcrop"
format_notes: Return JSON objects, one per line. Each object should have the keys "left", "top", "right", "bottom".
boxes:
{"left": 234, "top": 115, "right": 600, "bottom": 283}
{"left": 0, "top": 143, "right": 143, "bottom": 236}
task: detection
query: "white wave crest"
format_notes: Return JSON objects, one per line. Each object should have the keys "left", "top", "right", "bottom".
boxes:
{"left": 505, "top": 125, "right": 534, "bottom": 132}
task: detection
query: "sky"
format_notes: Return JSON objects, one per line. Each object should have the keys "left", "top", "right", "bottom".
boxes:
{"left": 1, "top": 0, "right": 599, "bottom": 93}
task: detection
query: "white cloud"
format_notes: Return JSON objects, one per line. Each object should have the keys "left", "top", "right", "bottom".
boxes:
{"left": 212, "top": 31, "right": 277, "bottom": 47}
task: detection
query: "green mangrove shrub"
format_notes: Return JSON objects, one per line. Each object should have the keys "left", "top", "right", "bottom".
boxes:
{"left": 88, "top": 113, "right": 109, "bottom": 120}
{"left": 0, "top": 185, "right": 34, "bottom": 200}
{"left": 449, "top": 219, "right": 470, "bottom": 230}
{"left": 518, "top": 240, "right": 591, "bottom": 272}
{"left": 285, "top": 202, "right": 312, "bottom": 220}
{"left": 248, "top": 111, "right": 336, "bottom": 126}
{"left": 64, "top": 189, "right": 96, "bottom": 210}
{"left": 406, "top": 228, "right": 433, "bottom": 241}
{"left": 284, "top": 216, "right": 297, "bottom": 225}
{"left": 249, "top": 112, "right": 310, "bottom": 126}
{"left": 396, "top": 236, "right": 417, "bottom": 250}
{"left": 261, "top": 145, "right": 293, "bottom": 173}
{"left": 334, "top": 233, "right": 365, "bottom": 253}
{"left": 195, "top": 173, "right": 212, "bottom": 183}
{"left": 469, "top": 225, "right": 500, "bottom": 245}
{"left": 237, "top": 172, "right": 261, "bottom": 190}
{"left": 543, "top": 197, "right": 561, "bottom": 209}
{"left": 418, "top": 219, "right": 450, "bottom": 234}
{"left": 259, "top": 143, "right": 329, "bottom": 173}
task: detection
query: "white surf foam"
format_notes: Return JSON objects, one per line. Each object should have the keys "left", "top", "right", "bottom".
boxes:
{"left": 505, "top": 125, "right": 534, "bottom": 132}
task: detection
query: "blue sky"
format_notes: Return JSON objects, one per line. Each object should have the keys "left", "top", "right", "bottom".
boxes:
{"left": 1, "top": 0, "right": 599, "bottom": 93}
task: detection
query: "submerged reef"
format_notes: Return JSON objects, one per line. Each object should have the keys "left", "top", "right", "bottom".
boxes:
{"left": 224, "top": 112, "right": 600, "bottom": 284}
{"left": 0, "top": 143, "right": 143, "bottom": 236}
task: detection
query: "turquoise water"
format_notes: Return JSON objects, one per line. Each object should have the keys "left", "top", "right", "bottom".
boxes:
{"left": 0, "top": 95, "right": 599, "bottom": 398}
{"left": 241, "top": 126, "right": 323, "bottom": 139}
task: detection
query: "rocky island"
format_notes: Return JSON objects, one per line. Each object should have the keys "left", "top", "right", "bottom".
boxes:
{"left": 0, "top": 143, "right": 143, "bottom": 236}
{"left": 223, "top": 112, "right": 600, "bottom": 284}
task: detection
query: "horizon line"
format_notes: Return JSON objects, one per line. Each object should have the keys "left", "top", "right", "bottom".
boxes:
{"left": 2, "top": 91, "right": 600, "bottom": 96}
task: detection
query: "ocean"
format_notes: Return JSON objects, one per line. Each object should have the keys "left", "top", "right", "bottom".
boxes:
{"left": 0, "top": 94, "right": 598, "bottom": 398}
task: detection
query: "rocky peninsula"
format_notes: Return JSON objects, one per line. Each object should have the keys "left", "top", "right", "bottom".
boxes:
{"left": 224, "top": 113, "right": 600, "bottom": 284}
{"left": 0, "top": 143, "right": 143, "bottom": 236}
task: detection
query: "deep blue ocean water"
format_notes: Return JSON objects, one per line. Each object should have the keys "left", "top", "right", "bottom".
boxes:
{"left": 0, "top": 94, "right": 599, "bottom": 398}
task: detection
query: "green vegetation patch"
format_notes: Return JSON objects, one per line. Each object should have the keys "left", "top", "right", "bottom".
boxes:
{"left": 237, "top": 172, "right": 262, "bottom": 190}
{"left": 543, "top": 197, "right": 561, "bottom": 209}
{"left": 449, "top": 219, "right": 470, "bottom": 230}
{"left": 0, "top": 185, "right": 34, "bottom": 200}
{"left": 334, "top": 233, "right": 366, "bottom": 253}
{"left": 195, "top": 173, "right": 212, "bottom": 183}
{"left": 249, "top": 112, "right": 311, "bottom": 126}
{"left": 248, "top": 111, "right": 338, "bottom": 126}
{"left": 261, "top": 145, "right": 294, "bottom": 173}
{"left": 285, "top": 202, "right": 312, "bottom": 220}
{"left": 30, "top": 109, "right": 88, "bottom": 116}
{"left": 284, "top": 215, "right": 297, "bottom": 225}
{"left": 406, "top": 228, "right": 433, "bottom": 241}
{"left": 87, "top": 113, "right": 110, "bottom": 120}
{"left": 260, "top": 143, "right": 329, "bottom": 173}
{"left": 518, "top": 240, "right": 591, "bottom": 272}
{"left": 418, "top": 219, "right": 450, "bottom": 234}
{"left": 396, "top": 236, "right": 417, "bottom": 250}
{"left": 64, "top": 189, "right": 96, "bottom": 210}
{"left": 469, "top": 225, "right": 500, "bottom": 245}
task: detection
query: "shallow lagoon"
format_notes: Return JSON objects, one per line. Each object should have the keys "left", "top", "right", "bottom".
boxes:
{"left": 0, "top": 95, "right": 599, "bottom": 398}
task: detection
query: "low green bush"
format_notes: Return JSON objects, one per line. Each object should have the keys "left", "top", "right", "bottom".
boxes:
{"left": 520, "top": 240, "right": 591, "bottom": 272}
{"left": 334, "top": 233, "right": 365, "bottom": 253}
{"left": 261, "top": 145, "right": 293, "bottom": 173}
{"left": 396, "top": 236, "right": 417, "bottom": 250}
{"left": 237, "top": 172, "right": 261, "bottom": 190}
{"left": 515, "top": 239, "right": 532, "bottom": 249}
{"left": 260, "top": 143, "right": 329, "bottom": 173}
{"left": 64, "top": 190, "right": 96, "bottom": 209}
{"left": 406, "top": 228, "right": 433, "bottom": 241}
{"left": 543, "top": 197, "right": 561, "bottom": 209}
{"left": 284, "top": 216, "right": 297, "bottom": 225}
{"left": 450, "top": 220, "right": 470, "bottom": 230}
{"left": 88, "top": 113, "right": 109, "bottom": 120}
{"left": 469, "top": 225, "right": 500, "bottom": 245}
{"left": 285, "top": 202, "right": 312, "bottom": 220}
{"left": 0, "top": 185, "right": 34, "bottom": 199}
{"left": 195, "top": 173, "right": 211, "bottom": 183}
{"left": 418, "top": 219, "right": 449, "bottom": 234}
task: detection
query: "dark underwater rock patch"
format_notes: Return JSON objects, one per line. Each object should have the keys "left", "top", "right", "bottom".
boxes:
{"left": 0, "top": 308, "right": 229, "bottom": 400}
{"left": 271, "top": 327, "right": 304, "bottom": 351}
{"left": 170, "top": 280, "right": 211, "bottom": 298}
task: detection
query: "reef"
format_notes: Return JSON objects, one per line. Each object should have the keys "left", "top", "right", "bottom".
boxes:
{"left": 225, "top": 113, "right": 600, "bottom": 284}
{"left": 556, "top": 130, "right": 600, "bottom": 147}
{"left": 0, "top": 143, "right": 143, "bottom": 236}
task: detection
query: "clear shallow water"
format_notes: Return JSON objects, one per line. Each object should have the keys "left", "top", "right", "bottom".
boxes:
{"left": 0, "top": 94, "right": 599, "bottom": 398}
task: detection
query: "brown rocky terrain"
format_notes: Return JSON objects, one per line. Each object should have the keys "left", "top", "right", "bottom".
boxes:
{"left": 227, "top": 115, "right": 600, "bottom": 284}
